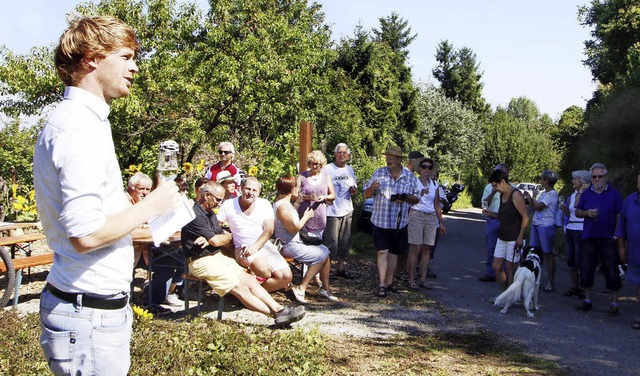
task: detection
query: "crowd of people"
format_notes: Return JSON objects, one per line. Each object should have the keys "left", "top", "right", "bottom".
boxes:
{"left": 481, "top": 162, "right": 640, "bottom": 331}
{"left": 31, "top": 15, "right": 640, "bottom": 376}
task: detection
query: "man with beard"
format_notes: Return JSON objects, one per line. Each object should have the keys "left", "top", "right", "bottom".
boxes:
{"left": 364, "top": 146, "right": 420, "bottom": 297}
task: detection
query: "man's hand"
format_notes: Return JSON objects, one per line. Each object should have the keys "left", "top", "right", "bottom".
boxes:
{"left": 193, "top": 236, "right": 208, "bottom": 248}
{"left": 141, "top": 180, "right": 182, "bottom": 217}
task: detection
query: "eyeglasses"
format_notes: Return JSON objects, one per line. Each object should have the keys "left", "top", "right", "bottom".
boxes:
{"left": 218, "top": 150, "right": 232, "bottom": 155}
{"left": 204, "top": 191, "right": 225, "bottom": 204}
{"left": 420, "top": 165, "right": 433, "bottom": 169}
{"left": 591, "top": 175, "right": 605, "bottom": 179}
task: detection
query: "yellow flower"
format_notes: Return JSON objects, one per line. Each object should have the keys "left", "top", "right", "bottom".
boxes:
{"left": 182, "top": 162, "right": 193, "bottom": 174}
{"left": 11, "top": 184, "right": 17, "bottom": 198}
{"left": 248, "top": 166, "right": 258, "bottom": 177}
{"left": 131, "top": 304, "right": 153, "bottom": 321}
{"left": 125, "top": 164, "right": 142, "bottom": 175}
{"left": 28, "top": 190, "right": 35, "bottom": 201}
{"left": 196, "top": 159, "right": 205, "bottom": 172}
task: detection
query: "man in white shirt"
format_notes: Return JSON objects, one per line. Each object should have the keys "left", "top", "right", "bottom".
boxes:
{"left": 323, "top": 143, "right": 358, "bottom": 278}
{"left": 33, "top": 16, "right": 181, "bottom": 376}
{"left": 217, "top": 177, "right": 292, "bottom": 292}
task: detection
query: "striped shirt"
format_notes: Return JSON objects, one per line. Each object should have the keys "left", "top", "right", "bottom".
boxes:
{"left": 364, "top": 167, "right": 420, "bottom": 229}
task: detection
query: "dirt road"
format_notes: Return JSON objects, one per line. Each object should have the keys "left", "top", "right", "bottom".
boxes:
{"left": 431, "top": 208, "right": 640, "bottom": 376}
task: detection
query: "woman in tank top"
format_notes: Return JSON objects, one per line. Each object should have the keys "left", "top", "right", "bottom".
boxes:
{"left": 274, "top": 174, "right": 338, "bottom": 304}
{"left": 488, "top": 169, "right": 529, "bottom": 291}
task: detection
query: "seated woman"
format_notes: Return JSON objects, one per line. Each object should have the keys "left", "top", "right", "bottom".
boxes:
{"left": 273, "top": 174, "right": 338, "bottom": 303}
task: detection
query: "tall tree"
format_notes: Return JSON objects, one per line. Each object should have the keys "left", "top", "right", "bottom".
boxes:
{"left": 432, "top": 40, "right": 488, "bottom": 114}
{"left": 372, "top": 12, "right": 416, "bottom": 58}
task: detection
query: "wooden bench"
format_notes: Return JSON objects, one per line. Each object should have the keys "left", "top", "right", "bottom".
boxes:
{"left": 182, "top": 273, "right": 224, "bottom": 319}
{"left": 182, "top": 258, "right": 301, "bottom": 319}
{"left": 0, "top": 253, "right": 54, "bottom": 308}
{"left": 0, "top": 233, "right": 47, "bottom": 257}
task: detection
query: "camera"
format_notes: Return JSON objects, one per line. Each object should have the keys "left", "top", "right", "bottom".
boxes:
{"left": 390, "top": 193, "right": 407, "bottom": 202}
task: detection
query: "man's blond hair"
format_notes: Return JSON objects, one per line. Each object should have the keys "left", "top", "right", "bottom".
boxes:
{"left": 55, "top": 16, "right": 140, "bottom": 85}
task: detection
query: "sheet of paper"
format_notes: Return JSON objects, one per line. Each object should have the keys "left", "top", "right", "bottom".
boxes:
{"left": 148, "top": 197, "right": 195, "bottom": 246}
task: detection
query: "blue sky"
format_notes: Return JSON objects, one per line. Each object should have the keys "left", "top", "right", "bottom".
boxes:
{"left": 1, "top": 0, "right": 595, "bottom": 119}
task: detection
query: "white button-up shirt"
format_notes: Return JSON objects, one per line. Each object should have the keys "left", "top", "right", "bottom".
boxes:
{"left": 34, "top": 86, "right": 133, "bottom": 294}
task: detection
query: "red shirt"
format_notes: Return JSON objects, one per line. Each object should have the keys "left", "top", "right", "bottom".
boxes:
{"left": 204, "top": 162, "right": 240, "bottom": 184}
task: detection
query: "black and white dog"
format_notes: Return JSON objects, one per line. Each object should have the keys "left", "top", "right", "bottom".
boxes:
{"left": 494, "top": 246, "right": 543, "bottom": 317}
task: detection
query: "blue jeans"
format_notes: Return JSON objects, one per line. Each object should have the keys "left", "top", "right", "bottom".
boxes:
{"left": 145, "top": 245, "right": 186, "bottom": 305}
{"left": 40, "top": 288, "right": 132, "bottom": 376}
{"left": 484, "top": 218, "right": 499, "bottom": 277}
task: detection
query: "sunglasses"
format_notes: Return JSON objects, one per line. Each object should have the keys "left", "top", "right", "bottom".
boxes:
{"left": 218, "top": 150, "right": 232, "bottom": 155}
{"left": 591, "top": 175, "right": 605, "bottom": 179}
{"left": 420, "top": 165, "right": 433, "bottom": 169}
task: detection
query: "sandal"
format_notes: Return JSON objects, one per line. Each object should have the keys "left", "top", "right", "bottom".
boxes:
{"left": 385, "top": 284, "right": 399, "bottom": 293}
{"left": 407, "top": 281, "right": 419, "bottom": 290}
{"left": 420, "top": 281, "right": 433, "bottom": 290}
{"left": 377, "top": 286, "right": 387, "bottom": 297}
{"left": 544, "top": 282, "right": 555, "bottom": 292}
{"left": 291, "top": 286, "right": 308, "bottom": 304}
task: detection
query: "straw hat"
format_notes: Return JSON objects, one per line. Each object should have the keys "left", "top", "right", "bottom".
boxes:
{"left": 382, "top": 145, "right": 404, "bottom": 158}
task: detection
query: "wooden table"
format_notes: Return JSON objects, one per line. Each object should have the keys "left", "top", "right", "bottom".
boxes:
{"left": 133, "top": 232, "right": 183, "bottom": 304}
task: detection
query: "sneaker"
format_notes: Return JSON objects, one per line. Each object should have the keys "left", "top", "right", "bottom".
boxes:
{"left": 291, "top": 286, "right": 308, "bottom": 304}
{"left": 274, "top": 305, "right": 306, "bottom": 326}
{"left": 479, "top": 274, "right": 496, "bottom": 282}
{"left": 426, "top": 269, "right": 437, "bottom": 279}
{"left": 145, "top": 304, "right": 172, "bottom": 316}
{"left": 164, "top": 293, "right": 183, "bottom": 307}
{"left": 577, "top": 300, "right": 593, "bottom": 311}
{"left": 318, "top": 288, "right": 339, "bottom": 302}
{"left": 608, "top": 304, "right": 620, "bottom": 317}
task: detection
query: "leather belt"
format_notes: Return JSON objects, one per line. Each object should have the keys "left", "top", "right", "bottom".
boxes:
{"left": 46, "top": 284, "right": 128, "bottom": 310}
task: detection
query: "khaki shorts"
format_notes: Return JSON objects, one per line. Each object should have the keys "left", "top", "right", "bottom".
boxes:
{"left": 188, "top": 253, "right": 244, "bottom": 297}
{"left": 408, "top": 209, "right": 437, "bottom": 246}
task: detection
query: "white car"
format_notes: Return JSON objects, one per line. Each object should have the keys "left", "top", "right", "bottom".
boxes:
{"left": 516, "top": 182, "right": 542, "bottom": 201}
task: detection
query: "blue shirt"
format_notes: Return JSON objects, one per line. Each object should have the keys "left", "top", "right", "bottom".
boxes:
{"left": 364, "top": 167, "right": 419, "bottom": 229}
{"left": 577, "top": 183, "right": 622, "bottom": 239}
{"left": 615, "top": 192, "right": 640, "bottom": 266}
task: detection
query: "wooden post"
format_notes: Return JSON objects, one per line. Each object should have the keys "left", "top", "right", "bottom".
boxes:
{"left": 299, "top": 121, "right": 312, "bottom": 173}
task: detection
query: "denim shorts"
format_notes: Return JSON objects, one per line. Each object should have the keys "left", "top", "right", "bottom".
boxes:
{"left": 529, "top": 225, "right": 556, "bottom": 254}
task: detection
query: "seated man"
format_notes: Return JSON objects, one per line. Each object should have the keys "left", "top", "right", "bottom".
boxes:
{"left": 126, "top": 172, "right": 153, "bottom": 270}
{"left": 182, "top": 181, "right": 305, "bottom": 326}
{"left": 217, "top": 177, "right": 292, "bottom": 292}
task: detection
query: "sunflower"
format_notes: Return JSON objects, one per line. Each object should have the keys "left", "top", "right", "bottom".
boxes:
{"left": 182, "top": 162, "right": 193, "bottom": 174}
{"left": 248, "top": 166, "right": 258, "bottom": 176}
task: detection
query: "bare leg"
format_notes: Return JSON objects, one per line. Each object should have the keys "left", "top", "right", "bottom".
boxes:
{"left": 493, "top": 257, "right": 506, "bottom": 290}
{"left": 230, "top": 273, "right": 283, "bottom": 315}
{"left": 419, "top": 245, "right": 432, "bottom": 282}
{"left": 261, "top": 268, "right": 292, "bottom": 292}
{"left": 318, "top": 258, "right": 332, "bottom": 292}
{"left": 407, "top": 244, "right": 421, "bottom": 284}
{"left": 298, "top": 261, "right": 325, "bottom": 293}
{"left": 377, "top": 250, "right": 389, "bottom": 287}
{"left": 505, "top": 261, "right": 515, "bottom": 287}
{"left": 545, "top": 253, "right": 556, "bottom": 287}
{"left": 384, "top": 252, "right": 398, "bottom": 287}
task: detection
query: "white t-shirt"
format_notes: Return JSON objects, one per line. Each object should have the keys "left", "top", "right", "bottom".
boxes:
{"left": 412, "top": 178, "right": 438, "bottom": 214}
{"left": 565, "top": 191, "right": 584, "bottom": 231}
{"left": 33, "top": 86, "right": 133, "bottom": 294}
{"left": 532, "top": 189, "right": 559, "bottom": 227}
{"left": 323, "top": 162, "right": 357, "bottom": 217}
{"left": 217, "top": 197, "right": 274, "bottom": 248}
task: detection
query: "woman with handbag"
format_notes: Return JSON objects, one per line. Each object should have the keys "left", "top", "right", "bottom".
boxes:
{"left": 274, "top": 174, "right": 338, "bottom": 303}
